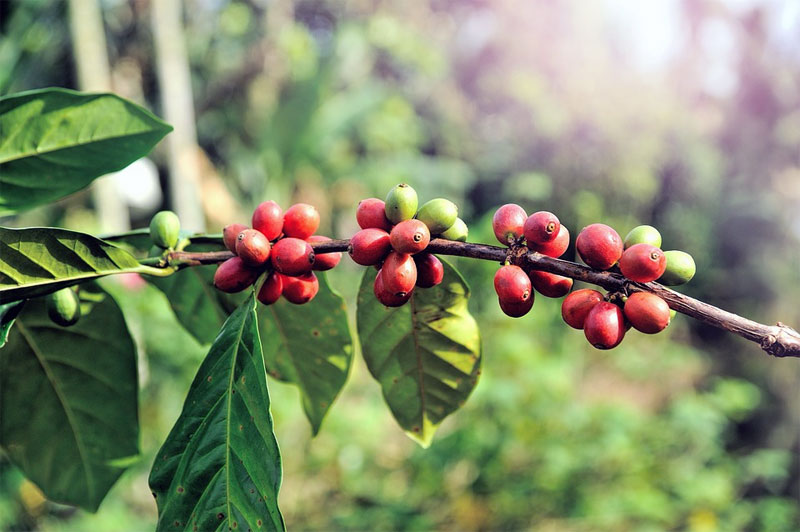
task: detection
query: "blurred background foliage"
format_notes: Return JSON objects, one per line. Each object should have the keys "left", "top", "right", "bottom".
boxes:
{"left": 1, "top": 0, "right": 799, "bottom": 530}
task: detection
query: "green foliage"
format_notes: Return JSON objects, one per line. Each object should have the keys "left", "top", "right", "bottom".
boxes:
{"left": 356, "top": 259, "right": 481, "bottom": 447}
{"left": 260, "top": 273, "right": 353, "bottom": 435}
{"left": 0, "top": 88, "right": 172, "bottom": 214}
{"left": 0, "top": 301, "right": 24, "bottom": 348}
{"left": 148, "top": 294, "right": 284, "bottom": 532}
{"left": 0, "top": 283, "right": 138, "bottom": 511}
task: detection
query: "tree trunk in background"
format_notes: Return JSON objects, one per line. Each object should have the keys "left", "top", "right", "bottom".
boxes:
{"left": 151, "top": 0, "right": 205, "bottom": 232}
{"left": 67, "top": 0, "right": 130, "bottom": 232}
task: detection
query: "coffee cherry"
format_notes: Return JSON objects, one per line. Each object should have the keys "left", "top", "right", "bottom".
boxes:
{"left": 498, "top": 296, "right": 534, "bottom": 318}
{"left": 257, "top": 272, "right": 283, "bottom": 305}
{"left": 576, "top": 223, "right": 623, "bottom": 270}
{"left": 529, "top": 224, "right": 570, "bottom": 258}
{"left": 439, "top": 217, "right": 468, "bottom": 242}
{"left": 619, "top": 243, "right": 666, "bottom": 283}
{"left": 235, "top": 229, "right": 271, "bottom": 267}
{"left": 307, "top": 235, "right": 341, "bottom": 271}
{"left": 252, "top": 200, "right": 283, "bottom": 241}
{"left": 414, "top": 253, "right": 444, "bottom": 288}
{"left": 624, "top": 225, "right": 662, "bottom": 249}
{"left": 624, "top": 292, "right": 670, "bottom": 334}
{"left": 494, "top": 264, "right": 533, "bottom": 312}
{"left": 223, "top": 223, "right": 248, "bottom": 253}
{"left": 528, "top": 270, "right": 573, "bottom": 298}
{"left": 46, "top": 287, "right": 81, "bottom": 327}
{"left": 390, "top": 219, "right": 430, "bottom": 254}
{"left": 149, "top": 210, "right": 180, "bottom": 249}
{"left": 384, "top": 183, "right": 418, "bottom": 224}
{"left": 349, "top": 228, "right": 392, "bottom": 266}
{"left": 492, "top": 204, "right": 527, "bottom": 245}
{"left": 583, "top": 301, "right": 626, "bottom": 349}
{"left": 283, "top": 203, "right": 320, "bottom": 240}
{"left": 282, "top": 272, "right": 319, "bottom": 304}
{"left": 658, "top": 250, "right": 696, "bottom": 285}
{"left": 381, "top": 251, "right": 417, "bottom": 296}
{"left": 523, "top": 211, "right": 560, "bottom": 246}
{"left": 270, "top": 237, "right": 315, "bottom": 275}
{"left": 356, "top": 198, "right": 392, "bottom": 231}
{"left": 561, "top": 289, "right": 604, "bottom": 329}
{"left": 373, "top": 270, "right": 412, "bottom": 307}
{"left": 416, "top": 198, "right": 458, "bottom": 234}
{"left": 214, "top": 256, "right": 260, "bottom": 293}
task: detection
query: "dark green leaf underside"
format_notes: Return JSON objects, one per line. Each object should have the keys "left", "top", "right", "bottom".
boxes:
{"left": 0, "top": 87, "right": 172, "bottom": 214}
{"left": 149, "top": 294, "right": 284, "bottom": 532}
{"left": 0, "top": 284, "right": 139, "bottom": 511}
{"left": 356, "top": 259, "right": 481, "bottom": 447}
{"left": 260, "top": 272, "right": 353, "bottom": 435}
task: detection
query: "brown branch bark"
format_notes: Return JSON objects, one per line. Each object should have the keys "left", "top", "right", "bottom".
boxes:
{"left": 163, "top": 238, "right": 800, "bottom": 358}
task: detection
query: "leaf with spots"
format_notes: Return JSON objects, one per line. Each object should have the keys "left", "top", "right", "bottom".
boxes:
{"left": 259, "top": 272, "right": 353, "bottom": 435}
{"left": 0, "top": 283, "right": 138, "bottom": 511}
{"left": 149, "top": 294, "right": 284, "bottom": 532}
{"left": 356, "top": 258, "right": 482, "bottom": 447}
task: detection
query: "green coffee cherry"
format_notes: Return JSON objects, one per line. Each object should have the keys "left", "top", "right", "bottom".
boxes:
{"left": 149, "top": 245, "right": 165, "bottom": 257}
{"left": 384, "top": 184, "right": 418, "bottom": 224}
{"left": 624, "top": 225, "right": 662, "bottom": 249}
{"left": 416, "top": 198, "right": 458, "bottom": 234}
{"left": 659, "top": 250, "right": 696, "bottom": 285}
{"left": 669, "top": 308, "right": 677, "bottom": 320}
{"left": 46, "top": 288, "right": 81, "bottom": 327}
{"left": 149, "top": 210, "right": 180, "bottom": 249}
{"left": 439, "top": 217, "right": 468, "bottom": 241}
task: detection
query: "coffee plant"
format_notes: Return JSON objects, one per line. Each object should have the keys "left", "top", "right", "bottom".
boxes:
{"left": 1, "top": 88, "right": 799, "bottom": 531}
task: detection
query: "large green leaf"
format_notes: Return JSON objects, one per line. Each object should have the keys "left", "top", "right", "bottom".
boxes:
{"left": 149, "top": 294, "right": 284, "bottom": 532}
{"left": 0, "top": 284, "right": 139, "bottom": 511}
{"left": 0, "top": 226, "right": 156, "bottom": 303}
{"left": 260, "top": 273, "right": 353, "bottom": 435}
{"left": 356, "top": 259, "right": 482, "bottom": 447}
{"left": 0, "top": 88, "right": 172, "bottom": 214}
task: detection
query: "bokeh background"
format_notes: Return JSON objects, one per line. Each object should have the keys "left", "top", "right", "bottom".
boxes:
{"left": 2, "top": 0, "right": 800, "bottom": 530}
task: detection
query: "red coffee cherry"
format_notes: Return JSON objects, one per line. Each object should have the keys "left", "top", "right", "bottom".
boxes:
{"left": 307, "top": 235, "right": 341, "bottom": 271}
{"left": 373, "top": 270, "right": 412, "bottom": 307}
{"left": 576, "top": 223, "right": 623, "bottom": 270}
{"left": 494, "top": 264, "right": 533, "bottom": 314}
{"left": 270, "top": 237, "right": 315, "bottom": 275}
{"left": 223, "top": 223, "right": 248, "bottom": 253}
{"left": 561, "top": 289, "right": 604, "bottom": 329}
{"left": 349, "top": 228, "right": 392, "bottom": 266}
{"left": 492, "top": 204, "right": 527, "bottom": 245}
{"left": 624, "top": 292, "right": 670, "bottom": 333}
{"left": 390, "top": 219, "right": 430, "bottom": 255}
{"left": 252, "top": 201, "right": 283, "bottom": 241}
{"left": 583, "top": 301, "right": 626, "bottom": 349}
{"left": 498, "top": 296, "right": 534, "bottom": 318}
{"left": 619, "top": 243, "right": 667, "bottom": 283}
{"left": 213, "top": 256, "right": 260, "bottom": 293}
{"left": 235, "top": 229, "right": 271, "bottom": 266}
{"left": 282, "top": 272, "right": 319, "bottom": 304}
{"left": 523, "top": 211, "right": 560, "bottom": 246}
{"left": 528, "top": 270, "right": 573, "bottom": 298}
{"left": 529, "top": 225, "right": 570, "bottom": 258}
{"left": 381, "top": 251, "right": 417, "bottom": 296}
{"left": 414, "top": 253, "right": 444, "bottom": 288}
{"left": 257, "top": 272, "right": 283, "bottom": 305}
{"left": 282, "top": 203, "right": 320, "bottom": 240}
{"left": 356, "top": 198, "right": 393, "bottom": 231}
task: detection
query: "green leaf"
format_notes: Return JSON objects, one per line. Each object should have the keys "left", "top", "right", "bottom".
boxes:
{"left": 0, "top": 88, "right": 172, "bottom": 214}
{"left": 0, "top": 226, "right": 150, "bottom": 303}
{"left": 260, "top": 273, "right": 353, "bottom": 435}
{"left": 356, "top": 259, "right": 482, "bottom": 447}
{"left": 149, "top": 294, "right": 284, "bottom": 532}
{"left": 0, "top": 300, "right": 25, "bottom": 348}
{"left": 0, "top": 283, "right": 139, "bottom": 511}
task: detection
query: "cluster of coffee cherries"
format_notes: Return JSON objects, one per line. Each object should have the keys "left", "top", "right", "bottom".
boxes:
{"left": 213, "top": 201, "right": 341, "bottom": 305}
{"left": 349, "top": 183, "right": 468, "bottom": 307}
{"left": 491, "top": 204, "right": 573, "bottom": 317}
{"left": 562, "top": 223, "right": 695, "bottom": 349}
